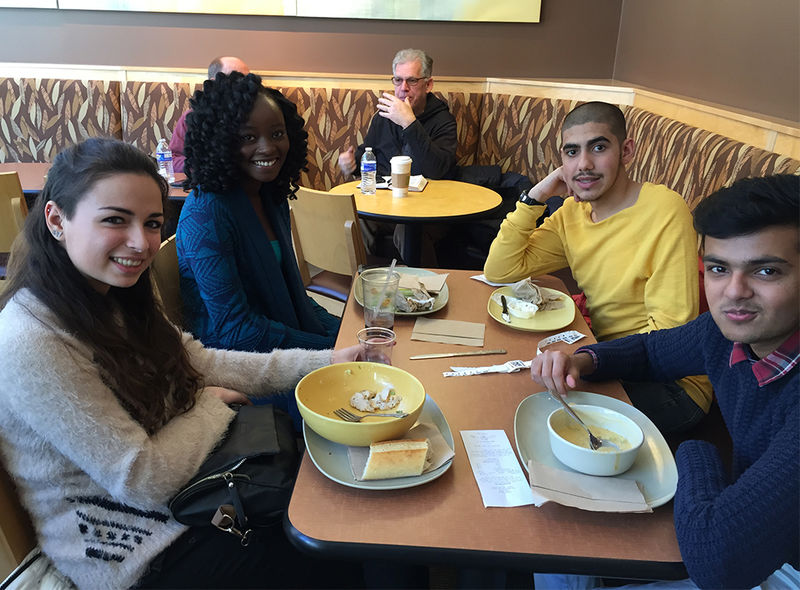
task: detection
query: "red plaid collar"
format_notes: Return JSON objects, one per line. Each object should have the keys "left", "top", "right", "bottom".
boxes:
{"left": 730, "top": 330, "right": 800, "bottom": 386}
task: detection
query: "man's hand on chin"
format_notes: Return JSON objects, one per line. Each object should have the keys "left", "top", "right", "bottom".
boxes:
{"left": 377, "top": 93, "right": 416, "bottom": 128}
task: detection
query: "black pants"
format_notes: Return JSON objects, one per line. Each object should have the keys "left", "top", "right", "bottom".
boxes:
{"left": 622, "top": 380, "right": 705, "bottom": 435}
{"left": 136, "top": 522, "right": 364, "bottom": 589}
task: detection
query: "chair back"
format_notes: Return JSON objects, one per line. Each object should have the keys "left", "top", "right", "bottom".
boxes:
{"left": 0, "top": 172, "right": 27, "bottom": 253}
{"left": 0, "top": 461, "right": 36, "bottom": 579}
{"left": 289, "top": 187, "right": 367, "bottom": 301}
{"left": 150, "top": 235, "right": 183, "bottom": 327}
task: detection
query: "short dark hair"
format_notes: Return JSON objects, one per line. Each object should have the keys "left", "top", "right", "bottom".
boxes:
{"left": 693, "top": 175, "right": 799, "bottom": 243}
{"left": 562, "top": 101, "right": 627, "bottom": 145}
{"left": 184, "top": 72, "right": 308, "bottom": 199}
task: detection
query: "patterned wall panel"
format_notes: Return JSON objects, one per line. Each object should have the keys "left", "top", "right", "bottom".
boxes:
{"left": 120, "top": 81, "right": 200, "bottom": 157}
{"left": 0, "top": 78, "right": 121, "bottom": 163}
{"left": 624, "top": 106, "right": 800, "bottom": 210}
{"left": 282, "top": 87, "right": 382, "bottom": 191}
{"left": 477, "top": 94, "right": 576, "bottom": 182}
{"left": 438, "top": 91, "right": 483, "bottom": 168}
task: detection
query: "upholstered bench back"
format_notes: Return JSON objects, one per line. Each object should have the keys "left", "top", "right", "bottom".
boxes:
{"left": 476, "top": 94, "right": 573, "bottom": 183}
{"left": 3, "top": 76, "right": 797, "bottom": 207}
{"left": 120, "top": 81, "right": 201, "bottom": 158}
{"left": 474, "top": 94, "right": 800, "bottom": 209}
{"left": 623, "top": 106, "right": 800, "bottom": 210}
{"left": 0, "top": 78, "right": 121, "bottom": 163}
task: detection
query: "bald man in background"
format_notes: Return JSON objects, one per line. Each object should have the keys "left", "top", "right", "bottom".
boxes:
{"left": 169, "top": 56, "right": 250, "bottom": 173}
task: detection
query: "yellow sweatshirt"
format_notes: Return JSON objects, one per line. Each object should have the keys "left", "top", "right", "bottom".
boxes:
{"left": 484, "top": 182, "right": 712, "bottom": 411}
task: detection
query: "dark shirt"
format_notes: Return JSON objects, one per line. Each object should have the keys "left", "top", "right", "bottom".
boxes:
{"left": 578, "top": 314, "right": 798, "bottom": 589}
{"left": 355, "top": 92, "right": 457, "bottom": 179}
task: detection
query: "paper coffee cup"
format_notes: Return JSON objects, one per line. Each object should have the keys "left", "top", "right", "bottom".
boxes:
{"left": 390, "top": 155, "right": 412, "bottom": 197}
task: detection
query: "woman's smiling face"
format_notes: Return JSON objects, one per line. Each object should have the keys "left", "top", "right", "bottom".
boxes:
{"left": 47, "top": 172, "right": 164, "bottom": 294}
{"left": 237, "top": 94, "right": 289, "bottom": 187}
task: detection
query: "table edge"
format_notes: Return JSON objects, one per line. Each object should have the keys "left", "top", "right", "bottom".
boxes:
{"left": 284, "top": 513, "right": 687, "bottom": 579}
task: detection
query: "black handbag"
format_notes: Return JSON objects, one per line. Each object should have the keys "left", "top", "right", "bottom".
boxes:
{"left": 168, "top": 404, "right": 299, "bottom": 545}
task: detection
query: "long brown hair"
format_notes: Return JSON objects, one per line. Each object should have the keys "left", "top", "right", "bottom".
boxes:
{"left": 1, "top": 138, "right": 204, "bottom": 434}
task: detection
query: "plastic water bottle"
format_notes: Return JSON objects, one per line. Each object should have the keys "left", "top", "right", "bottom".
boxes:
{"left": 360, "top": 147, "right": 377, "bottom": 195}
{"left": 156, "top": 138, "right": 175, "bottom": 183}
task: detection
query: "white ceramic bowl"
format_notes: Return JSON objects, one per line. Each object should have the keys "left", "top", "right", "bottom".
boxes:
{"left": 547, "top": 404, "right": 644, "bottom": 476}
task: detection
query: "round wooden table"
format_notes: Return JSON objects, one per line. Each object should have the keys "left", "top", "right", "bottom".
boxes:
{"left": 330, "top": 179, "right": 502, "bottom": 265}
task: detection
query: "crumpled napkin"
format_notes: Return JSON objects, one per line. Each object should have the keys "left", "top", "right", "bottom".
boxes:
{"left": 528, "top": 460, "right": 652, "bottom": 513}
{"left": 347, "top": 422, "right": 455, "bottom": 481}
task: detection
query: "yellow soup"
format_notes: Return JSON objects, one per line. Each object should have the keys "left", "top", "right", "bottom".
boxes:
{"left": 555, "top": 420, "right": 632, "bottom": 452}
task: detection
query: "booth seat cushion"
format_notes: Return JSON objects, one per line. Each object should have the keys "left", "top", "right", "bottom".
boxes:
{"left": 623, "top": 106, "right": 800, "bottom": 210}
{"left": 0, "top": 78, "right": 121, "bottom": 163}
{"left": 120, "top": 81, "right": 200, "bottom": 157}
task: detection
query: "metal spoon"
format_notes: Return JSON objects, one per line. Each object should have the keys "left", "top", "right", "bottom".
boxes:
{"left": 548, "top": 391, "right": 619, "bottom": 451}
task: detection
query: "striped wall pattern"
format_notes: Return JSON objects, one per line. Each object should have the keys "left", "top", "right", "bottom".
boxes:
{"left": 0, "top": 78, "right": 121, "bottom": 163}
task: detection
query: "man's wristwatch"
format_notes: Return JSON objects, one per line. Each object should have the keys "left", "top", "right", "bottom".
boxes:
{"left": 519, "top": 190, "right": 539, "bottom": 206}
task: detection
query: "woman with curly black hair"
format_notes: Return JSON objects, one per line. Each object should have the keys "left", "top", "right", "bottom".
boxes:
{"left": 177, "top": 72, "right": 339, "bottom": 362}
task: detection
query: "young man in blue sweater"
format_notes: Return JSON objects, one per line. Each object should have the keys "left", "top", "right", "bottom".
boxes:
{"left": 531, "top": 174, "right": 799, "bottom": 590}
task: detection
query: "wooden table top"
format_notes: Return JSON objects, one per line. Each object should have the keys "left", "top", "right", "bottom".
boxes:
{"left": 330, "top": 179, "right": 502, "bottom": 222}
{"left": 286, "top": 270, "right": 685, "bottom": 578}
{"left": 0, "top": 162, "right": 187, "bottom": 200}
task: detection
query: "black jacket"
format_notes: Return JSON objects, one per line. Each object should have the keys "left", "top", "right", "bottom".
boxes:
{"left": 355, "top": 93, "right": 458, "bottom": 179}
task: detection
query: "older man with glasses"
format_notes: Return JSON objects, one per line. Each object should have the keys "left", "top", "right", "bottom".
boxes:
{"left": 337, "top": 49, "right": 458, "bottom": 261}
{"left": 338, "top": 48, "right": 457, "bottom": 181}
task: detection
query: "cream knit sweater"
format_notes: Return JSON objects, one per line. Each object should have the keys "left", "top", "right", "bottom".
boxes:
{"left": 0, "top": 290, "right": 332, "bottom": 589}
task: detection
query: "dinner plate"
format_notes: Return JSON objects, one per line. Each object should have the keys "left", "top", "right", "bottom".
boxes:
{"left": 487, "top": 286, "right": 575, "bottom": 331}
{"left": 513, "top": 391, "right": 678, "bottom": 508}
{"left": 303, "top": 394, "right": 454, "bottom": 490}
{"left": 354, "top": 267, "right": 449, "bottom": 316}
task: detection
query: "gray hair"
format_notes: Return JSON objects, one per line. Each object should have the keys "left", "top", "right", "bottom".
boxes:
{"left": 392, "top": 49, "right": 433, "bottom": 78}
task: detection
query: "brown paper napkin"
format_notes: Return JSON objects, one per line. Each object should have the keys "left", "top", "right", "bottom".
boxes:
{"left": 411, "top": 318, "right": 485, "bottom": 347}
{"left": 398, "top": 272, "right": 449, "bottom": 293}
{"left": 528, "top": 460, "right": 652, "bottom": 513}
{"left": 348, "top": 422, "right": 455, "bottom": 481}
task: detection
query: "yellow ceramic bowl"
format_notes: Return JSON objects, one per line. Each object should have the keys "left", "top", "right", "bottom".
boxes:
{"left": 295, "top": 362, "right": 426, "bottom": 446}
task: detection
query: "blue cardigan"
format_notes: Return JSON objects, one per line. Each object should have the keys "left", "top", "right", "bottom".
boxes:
{"left": 176, "top": 185, "right": 339, "bottom": 352}
{"left": 580, "top": 313, "right": 798, "bottom": 589}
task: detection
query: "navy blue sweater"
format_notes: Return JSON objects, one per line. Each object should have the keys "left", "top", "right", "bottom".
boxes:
{"left": 581, "top": 313, "right": 799, "bottom": 589}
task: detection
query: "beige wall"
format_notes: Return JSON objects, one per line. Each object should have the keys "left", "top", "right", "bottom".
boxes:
{"left": 0, "top": 1, "right": 797, "bottom": 122}
{"left": 0, "top": 2, "right": 621, "bottom": 78}
{"left": 615, "top": 0, "right": 799, "bottom": 122}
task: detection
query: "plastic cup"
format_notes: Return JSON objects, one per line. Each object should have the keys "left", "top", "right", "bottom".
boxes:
{"left": 360, "top": 268, "right": 400, "bottom": 329}
{"left": 390, "top": 155, "right": 412, "bottom": 198}
{"left": 357, "top": 327, "right": 396, "bottom": 365}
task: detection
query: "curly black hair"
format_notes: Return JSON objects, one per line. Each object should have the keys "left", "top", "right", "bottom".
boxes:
{"left": 183, "top": 72, "right": 308, "bottom": 200}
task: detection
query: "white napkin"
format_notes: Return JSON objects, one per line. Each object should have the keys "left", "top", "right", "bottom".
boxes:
{"left": 528, "top": 460, "right": 652, "bottom": 513}
{"left": 444, "top": 359, "right": 531, "bottom": 377}
{"left": 470, "top": 274, "right": 515, "bottom": 287}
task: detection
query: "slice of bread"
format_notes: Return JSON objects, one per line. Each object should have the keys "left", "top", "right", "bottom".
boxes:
{"left": 362, "top": 438, "right": 430, "bottom": 480}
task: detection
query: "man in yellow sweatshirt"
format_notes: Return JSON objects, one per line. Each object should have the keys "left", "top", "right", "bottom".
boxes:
{"left": 484, "top": 101, "right": 711, "bottom": 433}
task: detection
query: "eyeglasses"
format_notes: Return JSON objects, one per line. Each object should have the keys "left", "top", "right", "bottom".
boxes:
{"left": 390, "top": 76, "right": 428, "bottom": 87}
